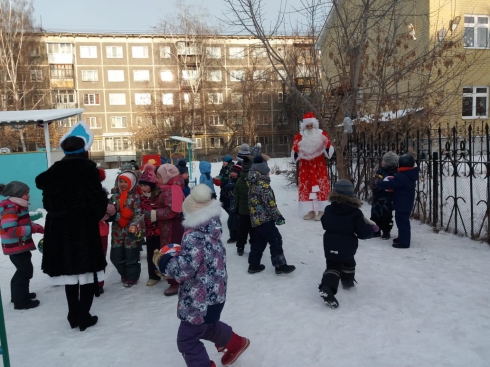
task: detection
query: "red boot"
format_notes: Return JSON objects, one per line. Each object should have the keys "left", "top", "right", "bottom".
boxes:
{"left": 164, "top": 279, "right": 179, "bottom": 296}
{"left": 221, "top": 332, "right": 250, "bottom": 365}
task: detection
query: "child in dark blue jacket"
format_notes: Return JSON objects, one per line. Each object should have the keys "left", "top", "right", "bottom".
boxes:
{"left": 376, "top": 154, "right": 419, "bottom": 249}
{"left": 319, "top": 179, "right": 375, "bottom": 308}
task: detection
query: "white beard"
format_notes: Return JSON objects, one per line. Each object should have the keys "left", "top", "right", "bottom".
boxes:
{"left": 298, "top": 128, "right": 327, "bottom": 160}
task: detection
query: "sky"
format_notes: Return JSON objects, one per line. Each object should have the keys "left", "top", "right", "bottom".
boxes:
{"left": 2, "top": 160, "right": 490, "bottom": 366}
{"left": 33, "top": 0, "right": 315, "bottom": 34}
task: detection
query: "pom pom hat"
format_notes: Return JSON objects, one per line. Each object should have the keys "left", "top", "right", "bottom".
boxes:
{"left": 157, "top": 164, "right": 180, "bottom": 184}
{"left": 182, "top": 184, "right": 213, "bottom": 216}
{"left": 231, "top": 164, "right": 243, "bottom": 174}
{"left": 139, "top": 164, "right": 157, "bottom": 189}
{"left": 300, "top": 111, "right": 320, "bottom": 131}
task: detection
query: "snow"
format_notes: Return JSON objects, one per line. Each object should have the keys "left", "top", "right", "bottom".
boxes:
{"left": 2, "top": 159, "right": 490, "bottom": 367}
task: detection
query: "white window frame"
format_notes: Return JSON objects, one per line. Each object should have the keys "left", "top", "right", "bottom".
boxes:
{"left": 230, "top": 70, "right": 245, "bottom": 82}
{"left": 279, "top": 135, "right": 289, "bottom": 145}
{"left": 109, "top": 93, "right": 126, "bottom": 106}
{"left": 132, "top": 46, "right": 149, "bottom": 58}
{"left": 277, "top": 69, "right": 287, "bottom": 80}
{"left": 79, "top": 46, "right": 97, "bottom": 58}
{"left": 30, "top": 69, "right": 42, "bottom": 82}
{"left": 111, "top": 116, "right": 128, "bottom": 128}
{"left": 209, "top": 115, "right": 223, "bottom": 126}
{"left": 182, "top": 69, "right": 199, "bottom": 80}
{"left": 278, "top": 92, "right": 284, "bottom": 103}
{"left": 207, "top": 70, "right": 222, "bottom": 82}
{"left": 91, "top": 140, "right": 103, "bottom": 151}
{"left": 163, "top": 116, "right": 174, "bottom": 127}
{"left": 55, "top": 90, "right": 76, "bottom": 104}
{"left": 160, "top": 70, "right": 173, "bottom": 81}
{"left": 193, "top": 138, "right": 203, "bottom": 149}
{"left": 160, "top": 46, "right": 171, "bottom": 58}
{"left": 106, "top": 46, "right": 123, "bottom": 58}
{"left": 257, "top": 136, "right": 269, "bottom": 146}
{"left": 229, "top": 47, "right": 244, "bottom": 59}
{"left": 107, "top": 70, "right": 124, "bottom": 82}
{"left": 183, "top": 93, "right": 200, "bottom": 105}
{"left": 87, "top": 117, "right": 101, "bottom": 129}
{"left": 206, "top": 47, "right": 221, "bottom": 58}
{"left": 133, "top": 70, "right": 150, "bottom": 82}
{"left": 464, "top": 15, "right": 490, "bottom": 49}
{"left": 135, "top": 93, "right": 151, "bottom": 105}
{"left": 162, "top": 93, "right": 174, "bottom": 105}
{"left": 81, "top": 70, "right": 98, "bottom": 82}
{"left": 252, "top": 47, "right": 266, "bottom": 58}
{"left": 208, "top": 92, "right": 223, "bottom": 104}
{"left": 83, "top": 93, "right": 100, "bottom": 105}
{"left": 46, "top": 43, "right": 72, "bottom": 54}
{"left": 257, "top": 114, "right": 268, "bottom": 125}
{"left": 231, "top": 93, "right": 243, "bottom": 104}
{"left": 210, "top": 137, "right": 224, "bottom": 148}
{"left": 462, "top": 86, "right": 488, "bottom": 118}
{"left": 253, "top": 70, "right": 268, "bottom": 81}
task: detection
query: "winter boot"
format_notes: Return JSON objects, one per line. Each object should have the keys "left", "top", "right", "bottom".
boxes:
{"left": 11, "top": 292, "right": 36, "bottom": 303}
{"left": 164, "top": 283, "right": 179, "bottom": 296}
{"left": 303, "top": 211, "right": 315, "bottom": 220}
{"left": 79, "top": 315, "right": 98, "bottom": 332}
{"left": 319, "top": 285, "right": 339, "bottom": 309}
{"left": 381, "top": 231, "right": 391, "bottom": 240}
{"left": 248, "top": 264, "right": 265, "bottom": 274}
{"left": 392, "top": 243, "right": 410, "bottom": 249}
{"left": 221, "top": 332, "right": 250, "bottom": 366}
{"left": 373, "top": 230, "right": 381, "bottom": 238}
{"left": 314, "top": 211, "right": 324, "bottom": 221}
{"left": 341, "top": 279, "right": 357, "bottom": 289}
{"left": 227, "top": 238, "right": 237, "bottom": 244}
{"left": 275, "top": 264, "right": 296, "bottom": 274}
{"left": 237, "top": 247, "right": 244, "bottom": 256}
{"left": 14, "top": 299, "right": 40, "bottom": 310}
{"left": 146, "top": 279, "right": 159, "bottom": 286}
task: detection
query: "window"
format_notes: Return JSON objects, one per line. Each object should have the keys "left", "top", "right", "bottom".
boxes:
{"left": 254, "top": 92, "right": 268, "bottom": 103}
{"left": 91, "top": 140, "right": 103, "bottom": 151}
{"left": 207, "top": 70, "right": 222, "bottom": 82}
{"left": 277, "top": 115, "right": 287, "bottom": 125}
{"left": 55, "top": 90, "right": 75, "bottom": 104}
{"left": 133, "top": 70, "right": 150, "bottom": 82}
{"left": 252, "top": 47, "right": 266, "bottom": 58}
{"left": 462, "top": 87, "right": 488, "bottom": 118}
{"left": 163, "top": 116, "right": 174, "bottom": 127}
{"left": 30, "top": 69, "right": 42, "bottom": 82}
{"left": 109, "top": 93, "right": 126, "bottom": 105}
{"left": 160, "top": 70, "right": 173, "bottom": 81}
{"left": 236, "top": 137, "right": 245, "bottom": 146}
{"left": 176, "top": 42, "right": 200, "bottom": 55}
{"left": 464, "top": 15, "right": 490, "bottom": 48}
{"left": 132, "top": 46, "right": 149, "bottom": 58}
{"left": 253, "top": 70, "right": 268, "bottom": 81}
{"left": 32, "top": 94, "right": 44, "bottom": 105}
{"left": 160, "top": 46, "right": 171, "bottom": 58}
{"left": 193, "top": 138, "right": 203, "bottom": 149}
{"left": 59, "top": 117, "right": 77, "bottom": 128}
{"left": 135, "top": 93, "right": 151, "bottom": 105}
{"left": 231, "top": 93, "right": 243, "bottom": 104}
{"left": 50, "top": 64, "right": 73, "bottom": 79}
{"left": 81, "top": 70, "right": 98, "bottom": 82}
{"left": 257, "top": 114, "right": 268, "bottom": 125}
{"left": 108, "top": 70, "right": 124, "bottom": 82}
{"left": 182, "top": 69, "right": 198, "bottom": 80}
{"left": 47, "top": 43, "right": 72, "bottom": 54}
{"left": 208, "top": 92, "right": 223, "bottom": 104}
{"left": 30, "top": 46, "right": 40, "bottom": 57}
{"left": 80, "top": 46, "right": 97, "bottom": 58}
{"left": 87, "top": 117, "right": 101, "bottom": 129}
{"left": 106, "top": 46, "right": 123, "bottom": 58}
{"left": 296, "top": 64, "right": 311, "bottom": 78}
{"left": 278, "top": 92, "right": 284, "bottom": 103}
{"left": 162, "top": 93, "right": 174, "bottom": 105}
{"left": 256, "top": 136, "right": 269, "bottom": 146}
{"left": 206, "top": 47, "right": 221, "bottom": 58}
{"left": 209, "top": 115, "right": 223, "bottom": 126}
{"left": 229, "top": 47, "right": 245, "bottom": 59}
{"left": 183, "top": 93, "right": 200, "bottom": 105}
{"left": 84, "top": 93, "right": 100, "bottom": 105}
{"left": 111, "top": 116, "right": 128, "bottom": 128}
{"left": 279, "top": 135, "right": 289, "bottom": 145}
{"left": 277, "top": 69, "right": 287, "bottom": 80}
{"left": 230, "top": 70, "right": 245, "bottom": 82}
{"left": 210, "top": 137, "right": 224, "bottom": 148}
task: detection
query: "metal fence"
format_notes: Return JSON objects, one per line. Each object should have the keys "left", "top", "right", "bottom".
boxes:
{"left": 327, "top": 121, "right": 490, "bottom": 243}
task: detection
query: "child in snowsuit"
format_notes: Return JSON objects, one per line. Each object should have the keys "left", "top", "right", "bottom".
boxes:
{"left": 154, "top": 184, "right": 250, "bottom": 367}
{"left": 156, "top": 164, "right": 185, "bottom": 296}
{"left": 0, "top": 181, "right": 43, "bottom": 310}
{"left": 376, "top": 153, "right": 419, "bottom": 249}
{"left": 176, "top": 160, "right": 191, "bottom": 197}
{"left": 234, "top": 157, "right": 255, "bottom": 256}
{"left": 370, "top": 151, "right": 398, "bottom": 239}
{"left": 221, "top": 164, "right": 241, "bottom": 244}
{"left": 138, "top": 164, "right": 162, "bottom": 287}
{"left": 319, "top": 179, "right": 376, "bottom": 308}
{"left": 246, "top": 156, "right": 295, "bottom": 275}
{"left": 214, "top": 155, "right": 233, "bottom": 206}
{"left": 110, "top": 171, "right": 142, "bottom": 287}
{"left": 199, "top": 161, "right": 216, "bottom": 199}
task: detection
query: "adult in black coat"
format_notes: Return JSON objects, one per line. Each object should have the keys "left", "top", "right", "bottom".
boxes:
{"left": 319, "top": 179, "right": 374, "bottom": 308}
{"left": 36, "top": 136, "right": 108, "bottom": 331}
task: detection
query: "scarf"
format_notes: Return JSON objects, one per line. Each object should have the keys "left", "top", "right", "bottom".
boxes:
{"left": 398, "top": 166, "right": 415, "bottom": 172}
{"left": 8, "top": 197, "right": 30, "bottom": 208}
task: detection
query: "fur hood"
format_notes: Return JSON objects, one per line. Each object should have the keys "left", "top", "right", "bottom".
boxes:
{"left": 328, "top": 191, "right": 362, "bottom": 208}
{"left": 182, "top": 199, "right": 222, "bottom": 229}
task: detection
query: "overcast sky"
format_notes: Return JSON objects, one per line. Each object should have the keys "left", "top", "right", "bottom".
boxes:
{"left": 33, "top": 0, "right": 316, "bottom": 34}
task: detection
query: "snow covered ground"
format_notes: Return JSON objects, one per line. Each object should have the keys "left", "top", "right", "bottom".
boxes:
{"left": 2, "top": 159, "right": 490, "bottom": 367}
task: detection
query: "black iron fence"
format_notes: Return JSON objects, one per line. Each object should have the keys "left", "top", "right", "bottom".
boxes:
{"left": 327, "top": 121, "right": 490, "bottom": 243}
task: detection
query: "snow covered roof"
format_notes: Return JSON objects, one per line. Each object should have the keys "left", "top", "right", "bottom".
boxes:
{"left": 0, "top": 108, "right": 85, "bottom": 126}
{"left": 356, "top": 108, "right": 424, "bottom": 123}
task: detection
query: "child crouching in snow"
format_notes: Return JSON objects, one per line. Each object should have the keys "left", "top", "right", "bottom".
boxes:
{"left": 153, "top": 184, "right": 249, "bottom": 367}
{"left": 319, "top": 179, "right": 376, "bottom": 308}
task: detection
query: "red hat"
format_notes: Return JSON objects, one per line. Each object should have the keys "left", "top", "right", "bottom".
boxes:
{"left": 231, "top": 164, "right": 243, "bottom": 174}
{"left": 301, "top": 111, "right": 319, "bottom": 130}
{"left": 139, "top": 164, "right": 157, "bottom": 189}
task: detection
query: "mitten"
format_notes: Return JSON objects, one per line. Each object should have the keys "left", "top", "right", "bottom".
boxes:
{"left": 213, "top": 177, "right": 222, "bottom": 186}
{"left": 31, "top": 223, "right": 44, "bottom": 234}
{"left": 372, "top": 225, "right": 380, "bottom": 233}
{"left": 275, "top": 216, "right": 285, "bottom": 226}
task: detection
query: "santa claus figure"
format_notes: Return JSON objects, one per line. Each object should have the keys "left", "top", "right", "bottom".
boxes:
{"left": 291, "top": 112, "right": 334, "bottom": 220}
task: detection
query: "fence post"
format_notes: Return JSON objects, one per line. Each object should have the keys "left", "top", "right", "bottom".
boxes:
{"left": 432, "top": 151, "right": 439, "bottom": 228}
{"left": 0, "top": 288, "right": 11, "bottom": 367}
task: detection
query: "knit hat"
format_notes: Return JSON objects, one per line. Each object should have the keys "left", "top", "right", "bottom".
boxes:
{"left": 118, "top": 171, "right": 137, "bottom": 191}
{"left": 139, "top": 164, "right": 157, "bottom": 189}
{"left": 238, "top": 143, "right": 251, "bottom": 155}
{"left": 250, "top": 143, "right": 262, "bottom": 157}
{"left": 222, "top": 155, "right": 233, "bottom": 163}
{"left": 176, "top": 160, "right": 188, "bottom": 174}
{"left": 334, "top": 179, "right": 355, "bottom": 197}
{"left": 231, "top": 164, "right": 243, "bottom": 174}
{"left": 398, "top": 153, "right": 415, "bottom": 168}
{"left": 252, "top": 155, "right": 270, "bottom": 175}
{"left": 157, "top": 163, "right": 180, "bottom": 184}
{"left": 182, "top": 184, "right": 213, "bottom": 216}
{"left": 241, "top": 156, "right": 252, "bottom": 173}
{"left": 382, "top": 151, "right": 399, "bottom": 167}
{"left": 0, "top": 181, "right": 30, "bottom": 198}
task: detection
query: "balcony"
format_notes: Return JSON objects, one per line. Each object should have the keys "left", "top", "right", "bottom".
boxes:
{"left": 295, "top": 77, "right": 316, "bottom": 90}
{"left": 50, "top": 79, "right": 74, "bottom": 89}
{"left": 104, "top": 150, "right": 137, "bottom": 163}
{"left": 52, "top": 102, "right": 78, "bottom": 109}
{"left": 177, "top": 54, "right": 201, "bottom": 65}
{"left": 181, "top": 79, "right": 201, "bottom": 90}
{"left": 47, "top": 54, "right": 73, "bottom": 64}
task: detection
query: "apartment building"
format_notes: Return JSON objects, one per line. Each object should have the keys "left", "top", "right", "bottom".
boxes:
{"left": 38, "top": 33, "right": 310, "bottom": 167}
